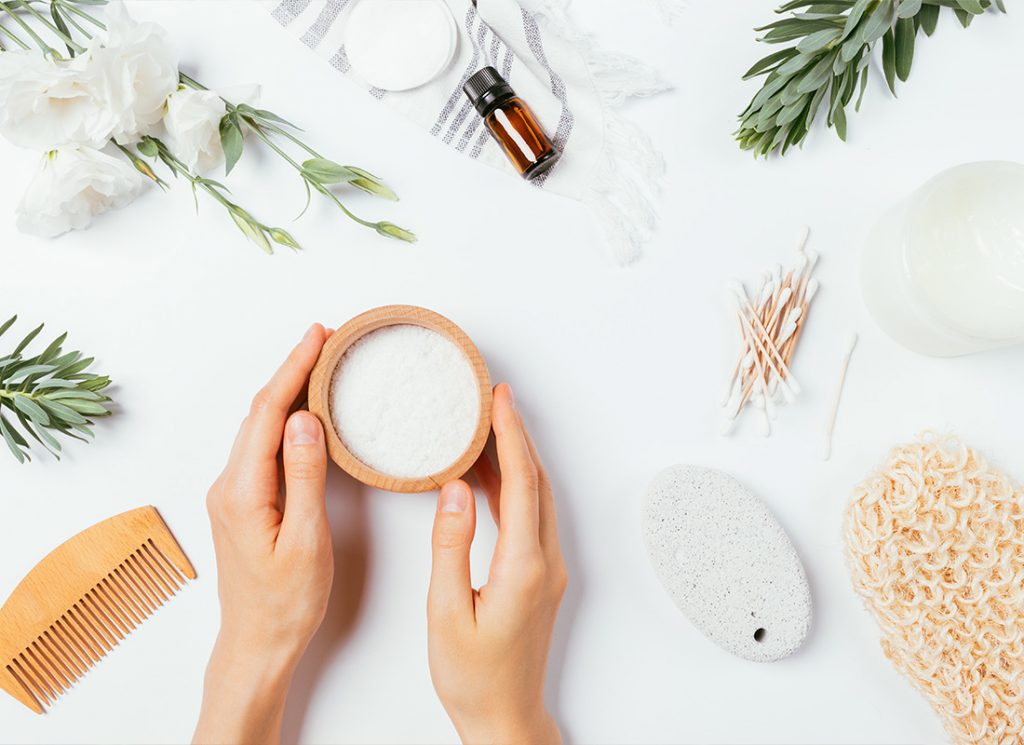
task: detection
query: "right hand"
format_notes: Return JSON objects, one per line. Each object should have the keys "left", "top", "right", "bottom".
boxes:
{"left": 426, "top": 383, "right": 567, "bottom": 745}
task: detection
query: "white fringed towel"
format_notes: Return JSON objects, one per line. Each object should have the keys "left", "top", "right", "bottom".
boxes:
{"left": 270, "top": 0, "right": 671, "bottom": 264}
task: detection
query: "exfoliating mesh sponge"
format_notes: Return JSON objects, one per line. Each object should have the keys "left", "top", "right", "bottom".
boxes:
{"left": 844, "top": 435, "right": 1024, "bottom": 744}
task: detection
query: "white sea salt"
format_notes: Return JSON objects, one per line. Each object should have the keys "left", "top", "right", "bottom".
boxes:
{"left": 330, "top": 324, "right": 480, "bottom": 479}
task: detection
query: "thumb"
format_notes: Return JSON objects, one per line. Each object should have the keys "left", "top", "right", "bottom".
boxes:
{"left": 428, "top": 480, "right": 476, "bottom": 624}
{"left": 280, "top": 411, "right": 328, "bottom": 543}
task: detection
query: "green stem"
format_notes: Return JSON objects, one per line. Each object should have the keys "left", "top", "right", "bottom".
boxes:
{"left": 247, "top": 124, "right": 376, "bottom": 229}
{"left": 56, "top": 0, "right": 102, "bottom": 30}
{"left": 261, "top": 120, "right": 323, "bottom": 160}
{"left": 17, "top": 0, "right": 84, "bottom": 52}
{"left": 0, "top": 20, "right": 30, "bottom": 48}
{"left": 0, "top": 0, "right": 54, "bottom": 52}
{"left": 178, "top": 71, "right": 206, "bottom": 90}
{"left": 55, "top": 3, "right": 92, "bottom": 39}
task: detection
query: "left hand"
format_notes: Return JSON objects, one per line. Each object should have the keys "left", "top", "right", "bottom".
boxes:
{"left": 194, "top": 324, "right": 333, "bottom": 745}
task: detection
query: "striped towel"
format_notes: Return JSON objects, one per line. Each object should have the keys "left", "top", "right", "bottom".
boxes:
{"left": 271, "top": 0, "right": 674, "bottom": 264}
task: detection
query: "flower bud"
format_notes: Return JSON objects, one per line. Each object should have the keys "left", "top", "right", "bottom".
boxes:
{"left": 375, "top": 221, "right": 417, "bottom": 243}
{"left": 269, "top": 227, "right": 301, "bottom": 251}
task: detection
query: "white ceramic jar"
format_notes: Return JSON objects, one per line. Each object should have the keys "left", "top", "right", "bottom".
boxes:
{"left": 862, "top": 161, "right": 1024, "bottom": 356}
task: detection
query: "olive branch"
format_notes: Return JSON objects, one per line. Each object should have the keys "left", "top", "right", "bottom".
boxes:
{"left": 0, "top": 315, "right": 113, "bottom": 463}
{"left": 737, "top": 0, "right": 1007, "bottom": 156}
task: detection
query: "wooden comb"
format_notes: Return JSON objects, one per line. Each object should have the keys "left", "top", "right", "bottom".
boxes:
{"left": 0, "top": 506, "right": 195, "bottom": 714}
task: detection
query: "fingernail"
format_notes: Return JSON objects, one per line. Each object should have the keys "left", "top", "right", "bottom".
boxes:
{"left": 287, "top": 413, "right": 321, "bottom": 446}
{"left": 440, "top": 482, "right": 469, "bottom": 513}
{"left": 302, "top": 324, "right": 318, "bottom": 343}
{"left": 504, "top": 384, "right": 515, "bottom": 409}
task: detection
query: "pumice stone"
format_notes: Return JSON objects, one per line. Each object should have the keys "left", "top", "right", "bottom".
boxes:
{"left": 642, "top": 465, "right": 812, "bottom": 662}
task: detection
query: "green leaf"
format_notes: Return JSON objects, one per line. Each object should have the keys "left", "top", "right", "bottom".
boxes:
{"left": 841, "top": 0, "right": 873, "bottom": 39}
{"left": 796, "top": 53, "right": 838, "bottom": 93}
{"left": 955, "top": 0, "right": 985, "bottom": 14}
{"left": 0, "top": 316, "right": 16, "bottom": 339}
{"left": 46, "top": 389, "right": 103, "bottom": 401}
{"left": 7, "top": 365, "right": 57, "bottom": 384}
{"left": 882, "top": 28, "right": 898, "bottom": 94}
{"left": 895, "top": 16, "right": 915, "bottom": 81}
{"left": 14, "top": 396, "right": 50, "bottom": 426}
{"left": 796, "top": 27, "right": 843, "bottom": 53}
{"left": 919, "top": 3, "right": 940, "bottom": 34}
{"left": 833, "top": 102, "right": 848, "bottom": 140}
{"left": 13, "top": 323, "right": 43, "bottom": 356}
{"left": 252, "top": 108, "right": 302, "bottom": 131}
{"left": 36, "top": 398, "right": 88, "bottom": 425}
{"left": 0, "top": 414, "right": 27, "bottom": 463}
{"left": 38, "top": 332, "right": 67, "bottom": 363}
{"left": 855, "top": 64, "right": 870, "bottom": 110}
{"left": 60, "top": 399, "right": 110, "bottom": 416}
{"left": 742, "top": 47, "right": 800, "bottom": 79}
{"left": 301, "top": 158, "right": 359, "bottom": 185}
{"left": 860, "top": 0, "right": 895, "bottom": 44}
{"left": 897, "top": 0, "right": 922, "bottom": 18}
{"left": 220, "top": 115, "right": 244, "bottom": 176}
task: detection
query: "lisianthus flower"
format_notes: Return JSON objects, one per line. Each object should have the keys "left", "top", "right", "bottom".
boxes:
{"left": 0, "top": 51, "right": 115, "bottom": 150}
{"left": 84, "top": 0, "right": 179, "bottom": 145}
{"left": 164, "top": 86, "right": 227, "bottom": 173}
{"left": 16, "top": 146, "right": 144, "bottom": 237}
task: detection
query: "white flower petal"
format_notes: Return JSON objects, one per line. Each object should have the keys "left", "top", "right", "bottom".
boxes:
{"left": 164, "top": 87, "right": 227, "bottom": 172}
{"left": 16, "top": 147, "right": 144, "bottom": 238}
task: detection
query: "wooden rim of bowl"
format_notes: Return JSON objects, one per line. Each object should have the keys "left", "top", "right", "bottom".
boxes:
{"left": 308, "top": 305, "right": 493, "bottom": 494}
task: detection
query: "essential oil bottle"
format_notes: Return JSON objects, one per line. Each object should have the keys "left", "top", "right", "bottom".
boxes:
{"left": 463, "top": 66, "right": 560, "bottom": 181}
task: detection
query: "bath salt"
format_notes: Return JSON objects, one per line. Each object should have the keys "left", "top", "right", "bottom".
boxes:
{"left": 330, "top": 325, "right": 480, "bottom": 479}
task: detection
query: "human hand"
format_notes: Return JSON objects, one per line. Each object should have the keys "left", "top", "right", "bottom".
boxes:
{"left": 194, "top": 324, "right": 333, "bottom": 745}
{"left": 427, "top": 383, "right": 567, "bottom": 745}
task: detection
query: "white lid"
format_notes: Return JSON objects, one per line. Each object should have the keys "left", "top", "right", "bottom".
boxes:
{"left": 344, "top": 0, "right": 458, "bottom": 92}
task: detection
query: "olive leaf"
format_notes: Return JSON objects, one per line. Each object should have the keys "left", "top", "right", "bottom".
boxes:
{"left": 738, "top": 0, "right": 1006, "bottom": 156}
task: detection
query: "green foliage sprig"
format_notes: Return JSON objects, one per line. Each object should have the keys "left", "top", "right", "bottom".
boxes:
{"left": 737, "top": 0, "right": 1007, "bottom": 157}
{"left": 0, "top": 315, "right": 112, "bottom": 463}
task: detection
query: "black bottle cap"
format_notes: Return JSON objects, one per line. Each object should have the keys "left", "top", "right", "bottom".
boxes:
{"left": 463, "top": 66, "right": 516, "bottom": 117}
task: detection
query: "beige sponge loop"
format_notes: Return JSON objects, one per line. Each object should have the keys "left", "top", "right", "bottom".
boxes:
{"left": 845, "top": 434, "right": 1024, "bottom": 744}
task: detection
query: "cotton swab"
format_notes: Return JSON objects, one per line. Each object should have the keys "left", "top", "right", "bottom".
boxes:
{"left": 719, "top": 229, "right": 821, "bottom": 436}
{"left": 823, "top": 332, "right": 858, "bottom": 461}
{"left": 728, "top": 284, "right": 801, "bottom": 397}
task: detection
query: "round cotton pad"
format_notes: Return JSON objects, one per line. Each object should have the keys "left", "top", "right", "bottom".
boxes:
{"left": 344, "top": 0, "right": 457, "bottom": 91}
{"left": 642, "top": 465, "right": 812, "bottom": 663}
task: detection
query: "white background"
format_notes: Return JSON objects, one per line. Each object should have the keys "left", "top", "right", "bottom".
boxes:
{"left": 2, "top": 1, "right": 1024, "bottom": 743}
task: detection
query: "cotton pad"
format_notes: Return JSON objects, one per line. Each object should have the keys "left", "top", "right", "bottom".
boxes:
{"left": 344, "top": 0, "right": 458, "bottom": 91}
{"left": 642, "top": 465, "right": 812, "bottom": 662}
{"left": 329, "top": 324, "right": 480, "bottom": 480}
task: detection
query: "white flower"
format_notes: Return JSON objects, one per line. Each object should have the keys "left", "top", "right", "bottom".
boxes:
{"left": 164, "top": 87, "right": 226, "bottom": 172}
{"left": 85, "top": 0, "right": 179, "bottom": 144}
{"left": 16, "top": 147, "right": 144, "bottom": 238}
{"left": 0, "top": 51, "right": 115, "bottom": 150}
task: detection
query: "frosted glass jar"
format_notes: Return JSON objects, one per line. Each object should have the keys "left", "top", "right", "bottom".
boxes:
{"left": 862, "top": 161, "right": 1024, "bottom": 357}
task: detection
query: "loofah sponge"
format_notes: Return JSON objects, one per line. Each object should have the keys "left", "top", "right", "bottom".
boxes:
{"left": 845, "top": 435, "right": 1024, "bottom": 744}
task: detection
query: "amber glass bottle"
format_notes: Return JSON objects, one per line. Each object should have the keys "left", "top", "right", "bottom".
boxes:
{"left": 463, "top": 67, "right": 560, "bottom": 181}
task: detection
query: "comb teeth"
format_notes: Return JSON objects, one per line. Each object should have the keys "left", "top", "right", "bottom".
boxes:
{"left": 5, "top": 542, "right": 190, "bottom": 712}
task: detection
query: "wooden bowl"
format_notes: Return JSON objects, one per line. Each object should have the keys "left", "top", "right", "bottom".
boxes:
{"left": 308, "top": 305, "right": 493, "bottom": 493}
